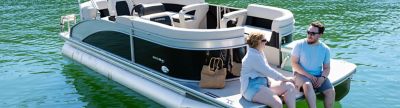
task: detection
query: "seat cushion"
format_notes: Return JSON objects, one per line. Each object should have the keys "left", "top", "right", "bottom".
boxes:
{"left": 244, "top": 25, "right": 272, "bottom": 42}
{"left": 141, "top": 12, "right": 173, "bottom": 26}
{"left": 171, "top": 14, "right": 194, "bottom": 23}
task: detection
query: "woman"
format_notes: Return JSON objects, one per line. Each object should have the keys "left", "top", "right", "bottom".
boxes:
{"left": 241, "top": 32, "right": 296, "bottom": 108}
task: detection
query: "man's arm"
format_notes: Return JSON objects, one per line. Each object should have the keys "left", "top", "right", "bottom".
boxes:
{"left": 321, "top": 63, "right": 330, "bottom": 78}
{"left": 316, "top": 48, "right": 331, "bottom": 88}
{"left": 321, "top": 47, "right": 331, "bottom": 78}
{"left": 291, "top": 56, "right": 317, "bottom": 84}
{"left": 315, "top": 63, "right": 330, "bottom": 88}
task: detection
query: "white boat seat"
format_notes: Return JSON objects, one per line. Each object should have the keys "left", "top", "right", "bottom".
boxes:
{"left": 171, "top": 14, "right": 193, "bottom": 23}
{"left": 141, "top": 12, "right": 174, "bottom": 26}
{"left": 135, "top": 3, "right": 175, "bottom": 26}
{"left": 131, "top": 0, "right": 162, "bottom": 5}
{"left": 220, "top": 4, "right": 295, "bottom": 37}
{"left": 220, "top": 4, "right": 295, "bottom": 66}
{"left": 244, "top": 25, "right": 272, "bottom": 42}
{"left": 134, "top": 3, "right": 166, "bottom": 16}
{"left": 108, "top": 0, "right": 134, "bottom": 16}
{"left": 136, "top": 3, "right": 208, "bottom": 28}
{"left": 172, "top": 3, "right": 209, "bottom": 29}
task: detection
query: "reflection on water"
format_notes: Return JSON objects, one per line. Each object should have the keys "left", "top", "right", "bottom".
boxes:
{"left": 0, "top": 0, "right": 399, "bottom": 107}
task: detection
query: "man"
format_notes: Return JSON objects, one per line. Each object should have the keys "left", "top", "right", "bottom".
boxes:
{"left": 291, "top": 21, "right": 335, "bottom": 108}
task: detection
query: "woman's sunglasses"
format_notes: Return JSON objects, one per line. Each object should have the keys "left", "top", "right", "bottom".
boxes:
{"left": 261, "top": 39, "right": 267, "bottom": 42}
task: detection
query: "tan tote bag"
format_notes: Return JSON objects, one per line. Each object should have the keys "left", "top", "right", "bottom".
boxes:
{"left": 199, "top": 57, "right": 227, "bottom": 88}
{"left": 230, "top": 49, "right": 242, "bottom": 76}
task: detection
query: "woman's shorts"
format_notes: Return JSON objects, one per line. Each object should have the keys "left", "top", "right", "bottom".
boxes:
{"left": 243, "top": 77, "right": 268, "bottom": 101}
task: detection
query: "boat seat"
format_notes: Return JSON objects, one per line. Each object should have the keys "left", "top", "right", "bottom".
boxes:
{"left": 220, "top": 4, "right": 295, "bottom": 66}
{"left": 220, "top": 4, "right": 295, "bottom": 41}
{"left": 129, "top": 1, "right": 207, "bottom": 28}
{"left": 244, "top": 25, "right": 273, "bottom": 42}
{"left": 108, "top": 0, "right": 134, "bottom": 16}
{"left": 134, "top": 3, "right": 174, "bottom": 26}
{"left": 80, "top": 0, "right": 110, "bottom": 20}
{"left": 131, "top": 0, "right": 162, "bottom": 5}
{"left": 171, "top": 3, "right": 209, "bottom": 29}
{"left": 134, "top": 3, "right": 203, "bottom": 27}
{"left": 134, "top": 3, "right": 166, "bottom": 16}
{"left": 141, "top": 12, "right": 173, "bottom": 26}
{"left": 91, "top": 0, "right": 110, "bottom": 18}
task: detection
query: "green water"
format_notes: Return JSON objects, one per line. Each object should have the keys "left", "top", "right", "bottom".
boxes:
{"left": 0, "top": 0, "right": 399, "bottom": 107}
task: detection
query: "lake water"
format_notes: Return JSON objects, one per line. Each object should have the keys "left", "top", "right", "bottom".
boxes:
{"left": 1, "top": 0, "right": 399, "bottom": 107}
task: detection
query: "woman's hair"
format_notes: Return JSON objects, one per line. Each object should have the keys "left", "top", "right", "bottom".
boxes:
{"left": 246, "top": 32, "right": 264, "bottom": 48}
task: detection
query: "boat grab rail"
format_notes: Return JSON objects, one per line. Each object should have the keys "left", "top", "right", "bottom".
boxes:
{"left": 60, "top": 14, "right": 77, "bottom": 33}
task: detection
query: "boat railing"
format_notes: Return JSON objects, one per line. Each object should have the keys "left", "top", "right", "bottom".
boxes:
{"left": 60, "top": 14, "right": 77, "bottom": 33}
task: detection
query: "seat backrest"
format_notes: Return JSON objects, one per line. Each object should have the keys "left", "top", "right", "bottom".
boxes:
{"left": 246, "top": 4, "right": 294, "bottom": 32}
{"left": 246, "top": 4, "right": 284, "bottom": 30}
{"left": 108, "top": 0, "right": 134, "bottom": 16}
{"left": 220, "top": 9, "right": 247, "bottom": 28}
{"left": 175, "top": 3, "right": 209, "bottom": 28}
{"left": 247, "top": 4, "right": 285, "bottom": 21}
{"left": 90, "top": 0, "right": 110, "bottom": 17}
{"left": 134, "top": 3, "right": 166, "bottom": 17}
{"left": 132, "top": 0, "right": 161, "bottom": 5}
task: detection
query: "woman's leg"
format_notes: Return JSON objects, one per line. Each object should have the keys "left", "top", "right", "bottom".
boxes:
{"left": 252, "top": 87, "right": 283, "bottom": 108}
{"left": 269, "top": 82, "right": 296, "bottom": 108}
{"left": 303, "top": 82, "right": 317, "bottom": 108}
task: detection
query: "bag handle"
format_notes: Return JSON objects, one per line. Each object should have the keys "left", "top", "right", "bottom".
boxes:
{"left": 214, "top": 58, "right": 220, "bottom": 70}
{"left": 203, "top": 57, "right": 225, "bottom": 76}
{"left": 214, "top": 57, "right": 224, "bottom": 70}
{"left": 208, "top": 57, "right": 216, "bottom": 70}
{"left": 202, "top": 57, "right": 216, "bottom": 75}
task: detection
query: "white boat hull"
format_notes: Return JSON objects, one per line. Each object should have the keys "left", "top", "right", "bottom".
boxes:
{"left": 62, "top": 43, "right": 215, "bottom": 108}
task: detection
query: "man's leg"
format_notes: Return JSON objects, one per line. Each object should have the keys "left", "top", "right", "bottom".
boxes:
{"left": 295, "top": 73, "right": 316, "bottom": 108}
{"left": 319, "top": 78, "right": 335, "bottom": 108}
{"left": 323, "top": 88, "right": 335, "bottom": 108}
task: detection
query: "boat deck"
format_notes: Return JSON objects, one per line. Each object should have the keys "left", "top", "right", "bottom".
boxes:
{"left": 177, "top": 67, "right": 301, "bottom": 107}
{"left": 176, "top": 59, "right": 356, "bottom": 107}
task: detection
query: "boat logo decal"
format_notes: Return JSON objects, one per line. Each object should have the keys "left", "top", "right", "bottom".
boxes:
{"left": 161, "top": 66, "right": 169, "bottom": 73}
{"left": 152, "top": 56, "right": 165, "bottom": 63}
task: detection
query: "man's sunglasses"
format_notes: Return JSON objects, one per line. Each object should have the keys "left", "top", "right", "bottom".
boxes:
{"left": 307, "top": 31, "right": 320, "bottom": 36}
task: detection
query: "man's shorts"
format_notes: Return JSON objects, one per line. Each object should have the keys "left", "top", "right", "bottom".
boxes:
{"left": 294, "top": 73, "right": 333, "bottom": 92}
